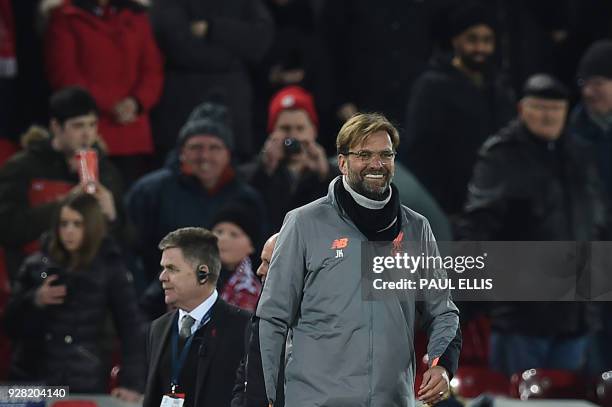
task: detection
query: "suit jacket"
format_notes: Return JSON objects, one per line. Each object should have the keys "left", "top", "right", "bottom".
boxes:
{"left": 143, "top": 298, "right": 251, "bottom": 407}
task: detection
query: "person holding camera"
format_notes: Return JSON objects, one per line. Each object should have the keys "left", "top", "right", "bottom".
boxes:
{"left": 5, "top": 193, "right": 145, "bottom": 400}
{"left": 239, "top": 86, "right": 339, "bottom": 230}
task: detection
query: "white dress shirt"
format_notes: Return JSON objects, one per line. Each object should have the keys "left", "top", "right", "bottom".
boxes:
{"left": 177, "top": 290, "right": 218, "bottom": 335}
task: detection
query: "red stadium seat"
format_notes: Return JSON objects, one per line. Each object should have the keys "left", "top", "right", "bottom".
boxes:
{"left": 450, "top": 366, "right": 511, "bottom": 398}
{"left": 413, "top": 316, "right": 493, "bottom": 393}
{"left": 510, "top": 368, "right": 587, "bottom": 400}
{"left": 0, "top": 138, "right": 18, "bottom": 166}
{"left": 459, "top": 316, "right": 491, "bottom": 366}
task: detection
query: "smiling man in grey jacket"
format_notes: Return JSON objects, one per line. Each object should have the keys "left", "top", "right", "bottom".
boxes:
{"left": 256, "top": 113, "right": 460, "bottom": 407}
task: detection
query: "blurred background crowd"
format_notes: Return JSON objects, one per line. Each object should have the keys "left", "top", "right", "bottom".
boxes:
{"left": 1, "top": 0, "right": 612, "bottom": 404}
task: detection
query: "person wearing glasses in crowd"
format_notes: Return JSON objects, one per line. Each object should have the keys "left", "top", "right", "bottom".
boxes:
{"left": 256, "top": 113, "right": 461, "bottom": 407}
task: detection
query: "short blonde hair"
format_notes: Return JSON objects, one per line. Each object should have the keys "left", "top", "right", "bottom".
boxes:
{"left": 336, "top": 113, "right": 400, "bottom": 154}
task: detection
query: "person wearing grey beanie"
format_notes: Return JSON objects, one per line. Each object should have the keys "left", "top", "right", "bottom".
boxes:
{"left": 126, "top": 100, "right": 269, "bottom": 296}
{"left": 177, "top": 101, "right": 235, "bottom": 151}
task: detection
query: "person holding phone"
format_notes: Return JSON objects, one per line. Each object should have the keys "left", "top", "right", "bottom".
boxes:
{"left": 5, "top": 193, "right": 145, "bottom": 401}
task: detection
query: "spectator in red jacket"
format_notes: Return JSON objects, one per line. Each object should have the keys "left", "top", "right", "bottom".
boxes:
{"left": 43, "top": 0, "right": 164, "bottom": 184}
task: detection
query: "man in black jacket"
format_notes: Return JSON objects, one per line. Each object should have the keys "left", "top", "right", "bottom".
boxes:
{"left": 458, "top": 74, "right": 608, "bottom": 376}
{"left": 149, "top": 0, "right": 273, "bottom": 161}
{"left": 143, "top": 227, "right": 250, "bottom": 407}
{"left": 403, "top": 3, "right": 515, "bottom": 217}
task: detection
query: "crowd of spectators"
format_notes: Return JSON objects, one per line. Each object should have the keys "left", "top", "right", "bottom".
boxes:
{"left": 1, "top": 0, "right": 612, "bottom": 403}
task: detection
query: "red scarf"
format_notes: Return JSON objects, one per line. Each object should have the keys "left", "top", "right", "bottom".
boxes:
{"left": 181, "top": 163, "right": 236, "bottom": 195}
{"left": 220, "top": 257, "right": 261, "bottom": 312}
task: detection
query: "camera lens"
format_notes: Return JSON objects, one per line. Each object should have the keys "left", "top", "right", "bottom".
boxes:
{"left": 283, "top": 138, "right": 302, "bottom": 156}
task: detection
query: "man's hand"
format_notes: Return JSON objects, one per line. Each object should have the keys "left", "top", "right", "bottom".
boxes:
{"left": 417, "top": 366, "right": 450, "bottom": 405}
{"left": 303, "top": 141, "right": 329, "bottom": 180}
{"left": 111, "top": 387, "right": 143, "bottom": 402}
{"left": 92, "top": 182, "right": 117, "bottom": 222}
{"left": 113, "top": 97, "right": 138, "bottom": 124}
{"left": 261, "top": 132, "right": 285, "bottom": 175}
{"left": 35, "top": 274, "right": 67, "bottom": 307}
{"left": 191, "top": 20, "right": 209, "bottom": 38}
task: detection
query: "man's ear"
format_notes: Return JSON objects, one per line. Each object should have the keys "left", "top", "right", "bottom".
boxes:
{"left": 196, "top": 264, "right": 210, "bottom": 284}
{"left": 338, "top": 154, "right": 349, "bottom": 176}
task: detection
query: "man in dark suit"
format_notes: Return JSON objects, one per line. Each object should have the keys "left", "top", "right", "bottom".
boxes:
{"left": 143, "top": 227, "right": 250, "bottom": 407}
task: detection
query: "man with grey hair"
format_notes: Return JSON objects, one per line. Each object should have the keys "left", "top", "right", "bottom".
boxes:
{"left": 143, "top": 227, "right": 250, "bottom": 407}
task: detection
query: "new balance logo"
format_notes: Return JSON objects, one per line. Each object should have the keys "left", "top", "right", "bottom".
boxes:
{"left": 331, "top": 238, "right": 348, "bottom": 258}
{"left": 331, "top": 238, "right": 349, "bottom": 250}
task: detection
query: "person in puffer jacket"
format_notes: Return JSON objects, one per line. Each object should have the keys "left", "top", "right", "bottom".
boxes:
{"left": 257, "top": 113, "right": 460, "bottom": 407}
{"left": 5, "top": 193, "right": 145, "bottom": 401}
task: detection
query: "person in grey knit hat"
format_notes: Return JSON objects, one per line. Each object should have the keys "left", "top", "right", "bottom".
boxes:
{"left": 177, "top": 101, "right": 235, "bottom": 151}
{"left": 126, "top": 99, "right": 268, "bottom": 298}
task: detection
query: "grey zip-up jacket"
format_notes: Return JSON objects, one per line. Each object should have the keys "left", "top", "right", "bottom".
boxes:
{"left": 256, "top": 177, "right": 459, "bottom": 407}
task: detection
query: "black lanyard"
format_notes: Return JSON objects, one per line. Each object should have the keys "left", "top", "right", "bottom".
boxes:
{"left": 170, "top": 309, "right": 212, "bottom": 393}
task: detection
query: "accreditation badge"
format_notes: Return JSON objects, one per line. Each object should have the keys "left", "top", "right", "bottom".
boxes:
{"left": 160, "top": 393, "right": 185, "bottom": 407}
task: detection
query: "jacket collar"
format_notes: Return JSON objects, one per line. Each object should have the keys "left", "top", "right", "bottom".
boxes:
{"left": 326, "top": 176, "right": 408, "bottom": 238}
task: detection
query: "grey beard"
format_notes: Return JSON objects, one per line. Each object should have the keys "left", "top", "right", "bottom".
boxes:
{"left": 346, "top": 174, "right": 391, "bottom": 202}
